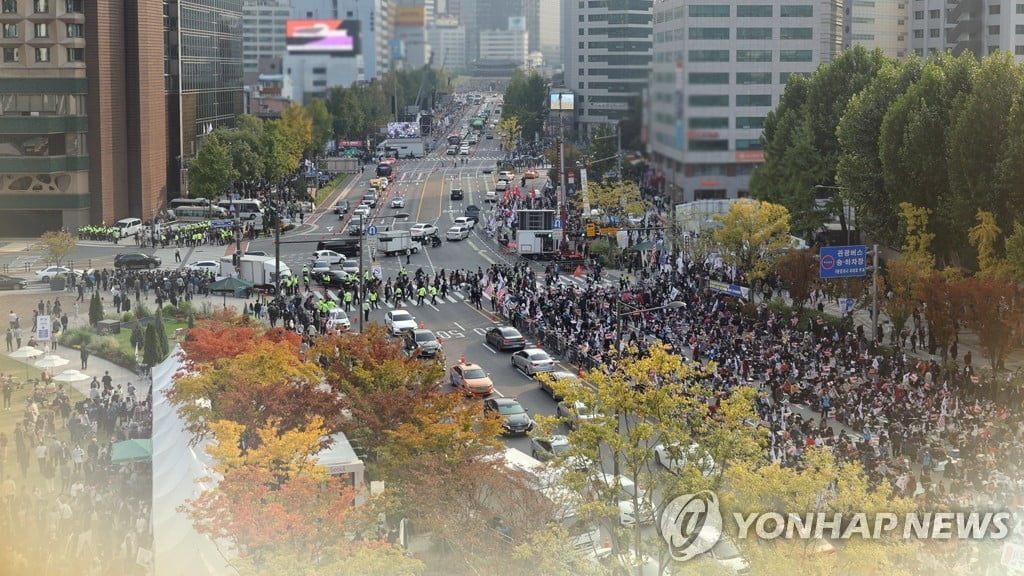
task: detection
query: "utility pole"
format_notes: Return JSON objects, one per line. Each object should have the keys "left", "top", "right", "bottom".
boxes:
{"left": 558, "top": 120, "right": 567, "bottom": 209}
{"left": 871, "top": 244, "right": 879, "bottom": 342}
{"left": 616, "top": 121, "right": 623, "bottom": 182}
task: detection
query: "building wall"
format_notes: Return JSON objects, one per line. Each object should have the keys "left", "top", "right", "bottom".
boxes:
{"left": 125, "top": 0, "right": 168, "bottom": 219}
{"left": 291, "top": 0, "right": 386, "bottom": 79}
{"left": 647, "top": 0, "right": 841, "bottom": 202}
{"left": 844, "top": 0, "right": 906, "bottom": 58}
{"left": 428, "top": 23, "right": 467, "bottom": 71}
{"left": 282, "top": 53, "right": 362, "bottom": 104}
{"left": 242, "top": 1, "right": 290, "bottom": 85}
{"left": 479, "top": 29, "right": 527, "bottom": 67}
{"left": 537, "top": 0, "right": 561, "bottom": 69}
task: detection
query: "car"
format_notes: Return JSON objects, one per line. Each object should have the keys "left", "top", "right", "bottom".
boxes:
{"left": 464, "top": 205, "right": 481, "bottom": 223}
{"left": 498, "top": 170, "right": 514, "bottom": 180}
{"left": 537, "top": 370, "right": 581, "bottom": 400}
{"left": 185, "top": 260, "right": 219, "bottom": 274}
{"left": 484, "top": 190, "right": 498, "bottom": 202}
{"left": 449, "top": 362, "right": 494, "bottom": 396}
{"left": 113, "top": 253, "right": 161, "bottom": 270}
{"left": 482, "top": 167, "right": 493, "bottom": 173}
{"left": 556, "top": 399, "right": 602, "bottom": 429}
{"left": 403, "top": 328, "right": 442, "bottom": 359}
{"left": 485, "top": 326, "right": 526, "bottom": 351}
{"left": 0, "top": 274, "right": 27, "bottom": 290}
{"left": 653, "top": 443, "right": 716, "bottom": 476}
{"left": 530, "top": 434, "right": 571, "bottom": 461}
{"left": 384, "top": 309, "right": 417, "bottom": 335}
{"left": 353, "top": 205, "right": 371, "bottom": 217}
{"left": 524, "top": 169, "right": 539, "bottom": 179}
{"left": 315, "top": 270, "right": 349, "bottom": 288}
{"left": 34, "top": 266, "right": 82, "bottom": 283}
{"left": 596, "top": 473, "right": 654, "bottom": 526}
{"left": 409, "top": 223, "right": 439, "bottom": 240}
{"left": 446, "top": 146, "right": 458, "bottom": 155}
{"left": 326, "top": 308, "right": 351, "bottom": 331}
{"left": 244, "top": 251, "right": 268, "bottom": 257}
{"left": 312, "top": 250, "right": 345, "bottom": 264}
{"left": 339, "top": 259, "right": 359, "bottom": 275}
{"left": 446, "top": 224, "right": 470, "bottom": 241}
{"left": 333, "top": 200, "right": 350, "bottom": 214}
{"left": 348, "top": 217, "right": 364, "bottom": 236}
{"left": 390, "top": 196, "right": 406, "bottom": 208}
{"left": 511, "top": 348, "right": 556, "bottom": 376}
{"left": 453, "top": 216, "right": 475, "bottom": 230}
{"left": 450, "top": 188, "right": 464, "bottom": 200}
{"left": 311, "top": 260, "right": 332, "bottom": 275}
{"left": 486, "top": 134, "right": 494, "bottom": 139}
{"left": 484, "top": 397, "right": 535, "bottom": 436}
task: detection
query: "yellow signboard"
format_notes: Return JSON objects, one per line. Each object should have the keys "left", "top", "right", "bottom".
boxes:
{"left": 586, "top": 223, "right": 596, "bottom": 237}
{"left": 599, "top": 227, "right": 618, "bottom": 235}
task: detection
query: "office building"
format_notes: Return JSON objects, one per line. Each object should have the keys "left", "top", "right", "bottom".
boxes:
{"left": 537, "top": 0, "right": 561, "bottom": 70}
{"left": 479, "top": 28, "right": 528, "bottom": 69}
{"left": 562, "top": 0, "right": 653, "bottom": 135}
{"left": 428, "top": 19, "right": 467, "bottom": 72}
{"left": 166, "top": 0, "right": 245, "bottom": 198}
{"left": 243, "top": 1, "right": 291, "bottom": 85}
{"left": 646, "top": 0, "right": 841, "bottom": 202}
{"left": 392, "top": 1, "right": 433, "bottom": 68}
{"left": 291, "top": 0, "right": 389, "bottom": 79}
{"left": 844, "top": 0, "right": 906, "bottom": 58}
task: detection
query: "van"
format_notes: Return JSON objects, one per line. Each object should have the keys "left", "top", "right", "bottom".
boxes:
{"left": 495, "top": 180, "right": 508, "bottom": 193}
{"left": 316, "top": 238, "right": 361, "bottom": 258}
{"left": 333, "top": 200, "right": 350, "bottom": 215}
{"left": 362, "top": 192, "right": 378, "bottom": 208}
{"left": 113, "top": 218, "right": 142, "bottom": 238}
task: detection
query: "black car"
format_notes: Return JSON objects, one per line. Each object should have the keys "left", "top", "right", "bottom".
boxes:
{"left": 485, "top": 326, "right": 526, "bottom": 351}
{"left": 333, "top": 200, "right": 350, "bottom": 214}
{"left": 404, "top": 328, "right": 442, "bottom": 359}
{"left": 0, "top": 274, "right": 27, "bottom": 290}
{"left": 317, "top": 239, "right": 360, "bottom": 258}
{"left": 464, "top": 205, "right": 481, "bottom": 225}
{"left": 450, "top": 188, "right": 464, "bottom": 200}
{"left": 315, "top": 270, "right": 350, "bottom": 288}
{"left": 484, "top": 398, "right": 535, "bottom": 436}
{"left": 113, "top": 253, "right": 161, "bottom": 270}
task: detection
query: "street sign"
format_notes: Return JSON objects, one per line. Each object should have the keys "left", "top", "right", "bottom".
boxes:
{"left": 371, "top": 264, "right": 383, "bottom": 280}
{"left": 709, "top": 281, "right": 749, "bottom": 300}
{"left": 552, "top": 218, "right": 562, "bottom": 230}
{"left": 366, "top": 225, "right": 378, "bottom": 236}
{"left": 36, "top": 315, "right": 51, "bottom": 342}
{"left": 586, "top": 223, "right": 596, "bottom": 237}
{"left": 819, "top": 245, "right": 867, "bottom": 279}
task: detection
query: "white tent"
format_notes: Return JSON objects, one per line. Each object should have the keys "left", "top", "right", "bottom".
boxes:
{"left": 151, "top": 349, "right": 238, "bottom": 576}
{"left": 315, "top": 432, "right": 367, "bottom": 506}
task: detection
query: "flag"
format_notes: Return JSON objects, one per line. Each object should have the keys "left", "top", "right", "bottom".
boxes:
{"left": 573, "top": 266, "right": 583, "bottom": 277}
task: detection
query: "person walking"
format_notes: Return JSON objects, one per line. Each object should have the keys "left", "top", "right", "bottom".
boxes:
{"left": 80, "top": 347, "right": 89, "bottom": 369}
{"left": 13, "top": 327, "right": 21, "bottom": 349}
{"left": 5, "top": 328, "right": 11, "bottom": 352}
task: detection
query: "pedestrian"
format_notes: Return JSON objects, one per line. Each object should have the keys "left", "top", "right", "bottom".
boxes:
{"left": 175, "top": 248, "right": 181, "bottom": 263}
{"left": 4, "top": 328, "right": 11, "bottom": 352}
{"left": 13, "top": 327, "right": 21, "bottom": 349}
{"left": 80, "top": 347, "right": 89, "bottom": 369}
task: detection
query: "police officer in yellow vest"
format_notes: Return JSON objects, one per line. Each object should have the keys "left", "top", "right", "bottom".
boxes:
{"left": 368, "top": 289, "right": 379, "bottom": 309}
{"left": 416, "top": 285, "right": 427, "bottom": 306}
{"left": 343, "top": 289, "right": 353, "bottom": 311}
{"left": 394, "top": 286, "right": 403, "bottom": 307}
{"left": 428, "top": 284, "right": 438, "bottom": 305}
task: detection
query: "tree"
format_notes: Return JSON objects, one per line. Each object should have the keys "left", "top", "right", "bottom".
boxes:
{"left": 914, "top": 270, "right": 965, "bottom": 359}
{"left": 878, "top": 257, "right": 920, "bottom": 340}
{"left": 88, "top": 291, "right": 103, "bottom": 327}
{"left": 773, "top": 249, "right": 818, "bottom": 310}
{"left": 261, "top": 121, "right": 296, "bottom": 182}
{"left": 153, "top": 309, "right": 169, "bottom": 359}
{"left": 306, "top": 98, "right": 334, "bottom": 157}
{"left": 142, "top": 323, "right": 161, "bottom": 368}
{"left": 712, "top": 200, "right": 792, "bottom": 285}
{"left": 1006, "top": 222, "right": 1024, "bottom": 282}
{"left": 498, "top": 116, "right": 522, "bottom": 154}
{"left": 219, "top": 125, "right": 265, "bottom": 187}
{"left": 178, "top": 312, "right": 299, "bottom": 366}
{"left": 502, "top": 70, "right": 548, "bottom": 141}
{"left": 38, "top": 230, "right": 76, "bottom": 267}
{"left": 897, "top": 202, "right": 936, "bottom": 271}
{"left": 544, "top": 141, "right": 582, "bottom": 185}
{"left": 960, "top": 277, "right": 1024, "bottom": 373}
{"left": 585, "top": 123, "right": 618, "bottom": 182}
{"left": 968, "top": 210, "right": 1012, "bottom": 280}
{"left": 279, "top": 102, "right": 314, "bottom": 164}
{"left": 581, "top": 180, "right": 649, "bottom": 223}
{"left": 188, "top": 134, "right": 237, "bottom": 199}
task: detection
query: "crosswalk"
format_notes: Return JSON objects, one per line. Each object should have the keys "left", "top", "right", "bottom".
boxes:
{"left": 362, "top": 273, "right": 616, "bottom": 311}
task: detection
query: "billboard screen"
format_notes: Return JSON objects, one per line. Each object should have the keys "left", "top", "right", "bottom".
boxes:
{"left": 286, "top": 20, "right": 360, "bottom": 55}
{"left": 550, "top": 92, "right": 575, "bottom": 111}
{"left": 386, "top": 122, "right": 421, "bottom": 139}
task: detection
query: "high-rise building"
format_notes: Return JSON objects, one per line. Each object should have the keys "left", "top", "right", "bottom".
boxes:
{"left": 291, "top": 0, "right": 389, "bottom": 79}
{"left": 166, "top": 0, "right": 245, "bottom": 198}
{"left": 479, "top": 28, "right": 528, "bottom": 68}
{"left": 428, "top": 18, "right": 467, "bottom": 72}
{"left": 844, "top": 0, "right": 907, "bottom": 58}
{"left": 243, "top": 1, "right": 291, "bottom": 85}
{"left": 647, "top": 0, "right": 842, "bottom": 202}
{"left": 537, "top": 0, "right": 561, "bottom": 70}
{"left": 562, "top": 0, "right": 653, "bottom": 134}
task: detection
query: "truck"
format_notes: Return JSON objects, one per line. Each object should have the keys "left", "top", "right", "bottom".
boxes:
{"left": 376, "top": 230, "right": 421, "bottom": 257}
{"left": 376, "top": 138, "right": 424, "bottom": 159}
{"left": 221, "top": 255, "right": 292, "bottom": 291}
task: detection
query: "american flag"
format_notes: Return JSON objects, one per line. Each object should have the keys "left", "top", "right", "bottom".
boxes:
{"left": 496, "top": 286, "right": 507, "bottom": 303}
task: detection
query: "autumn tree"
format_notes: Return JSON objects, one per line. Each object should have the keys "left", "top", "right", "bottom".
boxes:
{"left": 38, "top": 230, "right": 76, "bottom": 267}
{"left": 498, "top": 116, "right": 522, "bottom": 153}
{"left": 279, "top": 102, "right": 314, "bottom": 163}
{"left": 581, "top": 180, "right": 650, "bottom": 223}
{"left": 773, "top": 248, "right": 818, "bottom": 310}
{"left": 177, "top": 312, "right": 300, "bottom": 367}
{"left": 878, "top": 257, "right": 919, "bottom": 341}
{"left": 712, "top": 199, "right": 792, "bottom": 286}
{"left": 960, "top": 277, "right": 1024, "bottom": 373}
{"left": 968, "top": 210, "right": 1012, "bottom": 280}
{"left": 914, "top": 269, "right": 966, "bottom": 359}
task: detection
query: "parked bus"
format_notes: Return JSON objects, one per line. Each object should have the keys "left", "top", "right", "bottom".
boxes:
{"left": 169, "top": 197, "right": 211, "bottom": 210}
{"left": 447, "top": 133, "right": 462, "bottom": 146}
{"left": 169, "top": 205, "right": 230, "bottom": 222}
{"left": 216, "top": 198, "right": 265, "bottom": 222}
{"left": 376, "top": 157, "right": 397, "bottom": 178}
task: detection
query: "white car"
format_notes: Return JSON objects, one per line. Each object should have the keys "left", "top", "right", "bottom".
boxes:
{"left": 484, "top": 190, "right": 498, "bottom": 202}
{"left": 340, "top": 259, "right": 359, "bottom": 275}
{"left": 312, "top": 250, "right": 345, "bottom": 264}
{"left": 326, "top": 308, "right": 351, "bottom": 330}
{"left": 498, "top": 170, "right": 514, "bottom": 180}
{"left": 446, "top": 224, "right": 470, "bottom": 241}
{"left": 409, "top": 223, "right": 438, "bottom": 240}
{"left": 311, "top": 260, "right": 331, "bottom": 275}
{"left": 384, "top": 309, "right": 417, "bottom": 335}
{"left": 186, "top": 260, "right": 220, "bottom": 274}
{"left": 453, "top": 216, "right": 475, "bottom": 229}
{"left": 390, "top": 196, "right": 406, "bottom": 208}
{"left": 353, "top": 205, "right": 371, "bottom": 217}
{"left": 34, "top": 266, "right": 81, "bottom": 283}
{"left": 654, "top": 443, "right": 716, "bottom": 476}
{"left": 511, "top": 348, "right": 556, "bottom": 376}
{"left": 556, "top": 399, "right": 602, "bottom": 430}
{"left": 459, "top": 146, "right": 470, "bottom": 155}
{"left": 601, "top": 474, "right": 654, "bottom": 527}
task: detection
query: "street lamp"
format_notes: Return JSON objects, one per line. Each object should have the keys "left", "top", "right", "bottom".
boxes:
{"left": 355, "top": 212, "right": 409, "bottom": 333}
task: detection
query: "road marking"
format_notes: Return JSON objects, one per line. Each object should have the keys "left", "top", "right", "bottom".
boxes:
{"left": 453, "top": 322, "right": 464, "bottom": 330}
{"left": 482, "top": 343, "right": 497, "bottom": 354}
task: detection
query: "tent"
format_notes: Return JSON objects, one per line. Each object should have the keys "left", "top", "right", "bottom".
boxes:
{"left": 315, "top": 432, "right": 367, "bottom": 506}
{"left": 152, "top": 350, "right": 238, "bottom": 576}
{"left": 112, "top": 438, "right": 153, "bottom": 463}
{"left": 207, "top": 276, "right": 253, "bottom": 293}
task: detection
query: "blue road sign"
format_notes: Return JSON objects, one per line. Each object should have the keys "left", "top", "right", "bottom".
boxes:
{"left": 366, "top": 225, "right": 378, "bottom": 236}
{"left": 552, "top": 218, "right": 562, "bottom": 230}
{"left": 819, "top": 245, "right": 867, "bottom": 278}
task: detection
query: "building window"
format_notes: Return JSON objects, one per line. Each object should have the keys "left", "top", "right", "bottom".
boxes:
{"left": 689, "top": 49, "right": 730, "bottom": 62}
{"left": 65, "top": 0, "right": 83, "bottom": 12}
{"left": 735, "top": 138, "right": 763, "bottom": 150}
{"left": 2, "top": 23, "right": 17, "bottom": 38}
{"left": 689, "top": 5, "right": 730, "bottom": 17}
{"left": 689, "top": 27, "right": 730, "bottom": 40}
{"left": 929, "top": 28, "right": 940, "bottom": 37}
{"left": 66, "top": 47, "right": 83, "bottom": 61}
{"left": 312, "top": 79, "right": 327, "bottom": 87}
{"left": 990, "top": 4, "right": 1001, "bottom": 14}
{"left": 32, "top": 0, "right": 46, "bottom": 13}
{"left": 737, "top": 49, "right": 772, "bottom": 62}
{"left": 914, "top": 29, "right": 924, "bottom": 38}
{"left": 1, "top": 0, "right": 15, "bottom": 14}
{"left": 34, "top": 22, "right": 48, "bottom": 38}
{"left": 66, "top": 23, "right": 82, "bottom": 38}
{"left": 736, "top": 72, "right": 772, "bottom": 84}
{"left": 737, "top": 27, "right": 772, "bottom": 39}
{"left": 780, "top": 27, "right": 813, "bottom": 40}
{"left": 780, "top": 5, "right": 813, "bottom": 17}
{"left": 689, "top": 94, "right": 729, "bottom": 106}
{"left": 689, "top": 72, "right": 729, "bottom": 84}
{"left": 1018, "top": 3, "right": 1024, "bottom": 13}
{"left": 736, "top": 116, "right": 765, "bottom": 129}
{"left": 914, "top": 10, "right": 923, "bottom": 18}
{"left": 737, "top": 4, "right": 772, "bottom": 16}
{"left": 1017, "top": 24, "right": 1024, "bottom": 34}
{"left": 2, "top": 47, "right": 18, "bottom": 63}
{"left": 689, "top": 117, "right": 729, "bottom": 129}
{"left": 34, "top": 46, "right": 50, "bottom": 62}
{"left": 689, "top": 140, "right": 729, "bottom": 151}
{"left": 312, "top": 67, "right": 326, "bottom": 74}
{"left": 928, "top": 8, "right": 939, "bottom": 17}
{"left": 989, "top": 25, "right": 1000, "bottom": 35}
{"left": 780, "top": 49, "right": 813, "bottom": 61}
{"left": 1017, "top": 45, "right": 1024, "bottom": 54}
{"left": 736, "top": 94, "right": 772, "bottom": 106}
{"left": 695, "top": 189, "right": 728, "bottom": 200}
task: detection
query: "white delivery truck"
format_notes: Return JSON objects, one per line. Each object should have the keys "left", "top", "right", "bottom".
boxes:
{"left": 376, "top": 230, "right": 421, "bottom": 256}
{"left": 221, "top": 255, "right": 292, "bottom": 291}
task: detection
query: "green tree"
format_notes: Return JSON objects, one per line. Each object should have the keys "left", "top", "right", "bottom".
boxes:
{"left": 142, "top": 323, "right": 161, "bottom": 368}
{"left": 154, "top": 310, "right": 169, "bottom": 359}
{"left": 88, "top": 291, "right": 103, "bottom": 327}
{"left": 584, "top": 123, "right": 618, "bottom": 182}
{"left": 306, "top": 98, "right": 334, "bottom": 157}
{"left": 262, "top": 121, "right": 295, "bottom": 182}
{"left": 327, "top": 85, "right": 367, "bottom": 140}
{"left": 1005, "top": 222, "right": 1024, "bottom": 282}
{"left": 502, "top": 70, "right": 548, "bottom": 141}
{"left": 188, "top": 134, "right": 237, "bottom": 199}
{"left": 37, "top": 230, "right": 76, "bottom": 267}
{"left": 997, "top": 85, "right": 1024, "bottom": 226}
{"left": 218, "top": 122, "right": 265, "bottom": 186}
{"left": 279, "top": 102, "right": 313, "bottom": 165}
{"left": 712, "top": 200, "right": 792, "bottom": 285}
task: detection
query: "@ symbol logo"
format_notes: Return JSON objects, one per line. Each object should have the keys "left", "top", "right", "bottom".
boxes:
{"left": 658, "top": 491, "right": 723, "bottom": 562}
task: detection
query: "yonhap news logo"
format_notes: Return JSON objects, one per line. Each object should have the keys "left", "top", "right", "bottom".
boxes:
{"left": 658, "top": 491, "right": 723, "bottom": 562}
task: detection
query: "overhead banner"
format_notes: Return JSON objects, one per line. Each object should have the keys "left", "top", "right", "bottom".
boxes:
{"left": 709, "top": 281, "right": 749, "bottom": 300}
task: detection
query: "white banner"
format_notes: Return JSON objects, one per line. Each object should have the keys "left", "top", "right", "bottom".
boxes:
{"left": 36, "top": 315, "right": 51, "bottom": 342}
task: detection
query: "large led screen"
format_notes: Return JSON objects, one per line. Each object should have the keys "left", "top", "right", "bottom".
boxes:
{"left": 386, "top": 122, "right": 421, "bottom": 139}
{"left": 550, "top": 92, "right": 575, "bottom": 111}
{"left": 286, "top": 20, "right": 361, "bottom": 55}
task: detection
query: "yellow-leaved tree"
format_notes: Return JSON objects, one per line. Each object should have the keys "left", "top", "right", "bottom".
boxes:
{"left": 712, "top": 199, "right": 792, "bottom": 284}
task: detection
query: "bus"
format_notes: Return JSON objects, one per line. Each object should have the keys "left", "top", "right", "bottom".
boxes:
{"left": 169, "top": 197, "right": 211, "bottom": 210}
{"left": 447, "top": 133, "right": 462, "bottom": 146}
{"left": 170, "top": 205, "right": 229, "bottom": 223}
{"left": 216, "top": 198, "right": 265, "bottom": 222}
{"left": 376, "top": 157, "right": 397, "bottom": 178}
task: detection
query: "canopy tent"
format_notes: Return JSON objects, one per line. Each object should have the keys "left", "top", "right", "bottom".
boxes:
{"left": 207, "top": 276, "right": 253, "bottom": 293}
{"left": 315, "top": 432, "right": 367, "bottom": 506}
{"left": 112, "top": 438, "right": 153, "bottom": 463}
{"left": 152, "top": 350, "right": 237, "bottom": 576}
